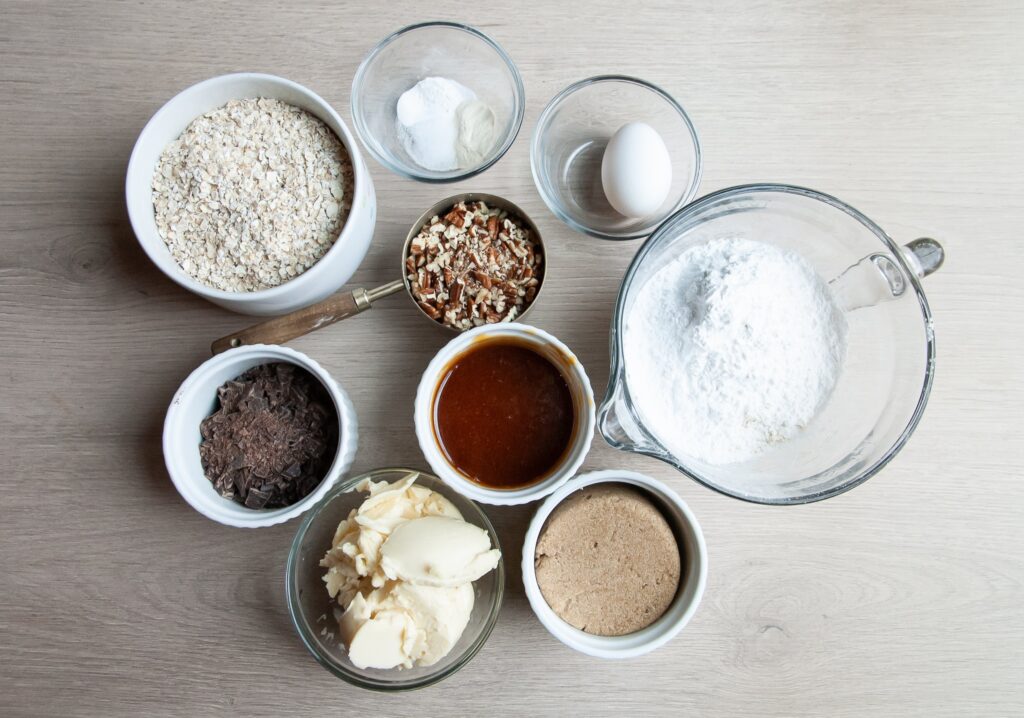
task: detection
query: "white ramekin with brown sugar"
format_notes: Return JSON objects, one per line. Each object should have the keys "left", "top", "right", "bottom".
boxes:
{"left": 521, "top": 469, "right": 707, "bottom": 658}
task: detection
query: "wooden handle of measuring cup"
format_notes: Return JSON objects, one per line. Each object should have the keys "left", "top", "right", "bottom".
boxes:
{"left": 210, "top": 280, "right": 405, "bottom": 354}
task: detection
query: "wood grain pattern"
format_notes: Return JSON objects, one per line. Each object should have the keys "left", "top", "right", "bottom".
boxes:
{"left": 2, "top": 0, "right": 1022, "bottom": 716}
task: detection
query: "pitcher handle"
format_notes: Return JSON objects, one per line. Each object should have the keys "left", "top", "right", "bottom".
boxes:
{"left": 900, "top": 238, "right": 945, "bottom": 278}
{"left": 830, "top": 237, "right": 945, "bottom": 312}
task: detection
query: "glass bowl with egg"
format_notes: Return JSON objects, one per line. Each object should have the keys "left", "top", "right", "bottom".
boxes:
{"left": 531, "top": 75, "right": 702, "bottom": 240}
{"left": 285, "top": 468, "right": 505, "bottom": 691}
{"left": 351, "top": 21, "right": 526, "bottom": 183}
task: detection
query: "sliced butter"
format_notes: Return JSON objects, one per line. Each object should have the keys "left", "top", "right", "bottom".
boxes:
{"left": 380, "top": 516, "right": 501, "bottom": 587}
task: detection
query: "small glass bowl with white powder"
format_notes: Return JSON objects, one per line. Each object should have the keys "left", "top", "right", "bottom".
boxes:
{"left": 351, "top": 22, "right": 525, "bottom": 183}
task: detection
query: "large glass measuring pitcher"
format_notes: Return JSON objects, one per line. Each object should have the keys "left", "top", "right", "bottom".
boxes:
{"left": 598, "top": 184, "right": 944, "bottom": 504}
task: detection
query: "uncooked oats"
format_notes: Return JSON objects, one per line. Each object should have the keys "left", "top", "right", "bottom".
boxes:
{"left": 152, "top": 98, "right": 354, "bottom": 292}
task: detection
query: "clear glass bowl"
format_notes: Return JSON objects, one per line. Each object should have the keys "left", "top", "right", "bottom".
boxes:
{"left": 285, "top": 467, "right": 505, "bottom": 690}
{"left": 531, "top": 76, "right": 702, "bottom": 240}
{"left": 599, "top": 184, "right": 944, "bottom": 504}
{"left": 351, "top": 22, "right": 525, "bottom": 183}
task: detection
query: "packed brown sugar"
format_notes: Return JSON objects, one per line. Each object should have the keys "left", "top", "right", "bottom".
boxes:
{"left": 534, "top": 484, "right": 681, "bottom": 636}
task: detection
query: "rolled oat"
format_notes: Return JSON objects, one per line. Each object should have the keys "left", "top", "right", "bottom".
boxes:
{"left": 152, "top": 98, "right": 354, "bottom": 292}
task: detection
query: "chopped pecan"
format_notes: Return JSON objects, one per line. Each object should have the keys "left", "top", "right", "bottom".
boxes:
{"left": 472, "top": 270, "right": 492, "bottom": 289}
{"left": 444, "top": 208, "right": 466, "bottom": 228}
{"left": 418, "top": 302, "right": 441, "bottom": 319}
{"left": 404, "top": 200, "right": 543, "bottom": 329}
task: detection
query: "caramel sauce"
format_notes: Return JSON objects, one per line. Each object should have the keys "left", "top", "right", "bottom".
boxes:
{"left": 433, "top": 338, "right": 576, "bottom": 489}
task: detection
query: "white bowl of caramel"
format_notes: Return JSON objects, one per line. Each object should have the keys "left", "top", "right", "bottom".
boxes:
{"left": 413, "top": 323, "right": 596, "bottom": 506}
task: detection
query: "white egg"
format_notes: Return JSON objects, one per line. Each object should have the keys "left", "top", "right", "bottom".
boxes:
{"left": 600, "top": 122, "right": 673, "bottom": 218}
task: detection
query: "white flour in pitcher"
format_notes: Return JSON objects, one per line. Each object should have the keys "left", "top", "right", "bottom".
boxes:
{"left": 624, "top": 237, "right": 848, "bottom": 465}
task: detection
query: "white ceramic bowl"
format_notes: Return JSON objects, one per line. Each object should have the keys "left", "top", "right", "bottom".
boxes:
{"left": 414, "top": 323, "right": 596, "bottom": 506}
{"left": 126, "top": 72, "right": 377, "bottom": 316}
{"left": 163, "top": 344, "right": 358, "bottom": 528}
{"left": 521, "top": 470, "right": 707, "bottom": 658}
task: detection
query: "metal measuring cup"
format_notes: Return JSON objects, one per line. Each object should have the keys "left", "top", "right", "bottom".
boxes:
{"left": 211, "top": 193, "right": 546, "bottom": 354}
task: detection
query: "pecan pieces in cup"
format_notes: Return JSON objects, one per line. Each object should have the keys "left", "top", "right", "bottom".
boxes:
{"left": 406, "top": 200, "right": 543, "bottom": 330}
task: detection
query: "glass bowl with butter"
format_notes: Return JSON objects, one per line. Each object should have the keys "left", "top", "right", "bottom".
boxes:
{"left": 285, "top": 468, "right": 504, "bottom": 691}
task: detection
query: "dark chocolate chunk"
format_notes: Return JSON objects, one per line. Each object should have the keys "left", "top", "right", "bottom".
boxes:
{"left": 244, "top": 487, "right": 271, "bottom": 509}
{"left": 199, "top": 363, "right": 339, "bottom": 509}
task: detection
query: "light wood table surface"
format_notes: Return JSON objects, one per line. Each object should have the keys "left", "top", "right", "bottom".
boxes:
{"left": 3, "top": 1, "right": 1022, "bottom": 715}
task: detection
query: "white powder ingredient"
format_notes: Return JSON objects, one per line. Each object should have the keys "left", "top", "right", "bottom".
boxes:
{"left": 455, "top": 99, "right": 497, "bottom": 168}
{"left": 624, "top": 238, "right": 848, "bottom": 465}
{"left": 396, "top": 77, "right": 496, "bottom": 171}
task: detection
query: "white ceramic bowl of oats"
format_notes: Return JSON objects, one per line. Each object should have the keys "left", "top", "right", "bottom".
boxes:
{"left": 126, "top": 73, "right": 377, "bottom": 316}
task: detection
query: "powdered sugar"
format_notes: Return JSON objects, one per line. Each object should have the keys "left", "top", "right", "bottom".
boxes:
{"left": 624, "top": 237, "right": 848, "bottom": 465}
{"left": 396, "top": 77, "right": 495, "bottom": 172}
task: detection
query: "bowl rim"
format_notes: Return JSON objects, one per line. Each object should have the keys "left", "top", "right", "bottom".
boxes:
{"left": 350, "top": 20, "right": 526, "bottom": 184}
{"left": 530, "top": 74, "right": 703, "bottom": 241}
{"left": 521, "top": 469, "right": 708, "bottom": 658}
{"left": 598, "top": 182, "right": 937, "bottom": 504}
{"left": 284, "top": 467, "right": 506, "bottom": 691}
{"left": 125, "top": 71, "right": 371, "bottom": 303}
{"left": 162, "top": 344, "right": 358, "bottom": 527}
{"left": 413, "top": 323, "right": 597, "bottom": 506}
